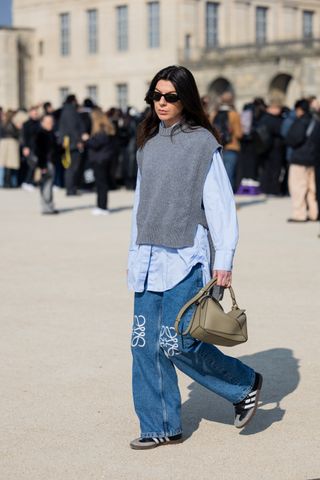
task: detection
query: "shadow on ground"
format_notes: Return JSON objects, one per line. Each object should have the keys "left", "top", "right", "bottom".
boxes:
{"left": 57, "top": 205, "right": 133, "bottom": 214}
{"left": 110, "top": 205, "right": 133, "bottom": 214}
{"left": 181, "top": 348, "right": 299, "bottom": 439}
{"left": 58, "top": 205, "right": 94, "bottom": 214}
{"left": 236, "top": 197, "right": 267, "bottom": 209}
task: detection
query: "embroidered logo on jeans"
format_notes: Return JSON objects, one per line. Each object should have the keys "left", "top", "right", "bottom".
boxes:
{"left": 159, "top": 326, "right": 181, "bottom": 357}
{"left": 131, "top": 315, "right": 146, "bottom": 348}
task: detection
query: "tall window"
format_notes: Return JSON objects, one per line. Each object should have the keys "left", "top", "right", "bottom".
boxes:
{"left": 256, "top": 7, "right": 268, "bottom": 44}
{"left": 60, "top": 13, "right": 70, "bottom": 56}
{"left": 206, "top": 2, "right": 219, "bottom": 48}
{"left": 59, "top": 87, "right": 69, "bottom": 104}
{"left": 87, "top": 9, "right": 98, "bottom": 53}
{"left": 38, "top": 40, "right": 44, "bottom": 55}
{"left": 303, "top": 11, "right": 314, "bottom": 39}
{"left": 87, "top": 85, "right": 98, "bottom": 104}
{"left": 116, "top": 5, "right": 128, "bottom": 51}
{"left": 116, "top": 83, "right": 128, "bottom": 111}
{"left": 185, "top": 34, "right": 191, "bottom": 60}
{"left": 148, "top": 2, "right": 160, "bottom": 48}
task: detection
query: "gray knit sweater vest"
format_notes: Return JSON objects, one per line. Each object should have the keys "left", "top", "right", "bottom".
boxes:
{"left": 136, "top": 123, "right": 221, "bottom": 248}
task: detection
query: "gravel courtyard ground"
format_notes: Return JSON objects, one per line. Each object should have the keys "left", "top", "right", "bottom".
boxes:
{"left": 1, "top": 188, "right": 320, "bottom": 480}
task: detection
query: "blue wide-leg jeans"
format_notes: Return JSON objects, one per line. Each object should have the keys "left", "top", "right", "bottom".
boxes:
{"left": 131, "top": 264, "right": 255, "bottom": 438}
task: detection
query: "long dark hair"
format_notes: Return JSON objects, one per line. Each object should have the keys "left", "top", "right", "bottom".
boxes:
{"left": 137, "top": 65, "right": 220, "bottom": 148}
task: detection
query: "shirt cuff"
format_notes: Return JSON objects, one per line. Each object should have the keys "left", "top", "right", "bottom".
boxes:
{"left": 213, "top": 250, "right": 235, "bottom": 271}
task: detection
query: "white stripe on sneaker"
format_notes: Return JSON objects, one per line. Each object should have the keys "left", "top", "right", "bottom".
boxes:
{"left": 248, "top": 390, "right": 257, "bottom": 397}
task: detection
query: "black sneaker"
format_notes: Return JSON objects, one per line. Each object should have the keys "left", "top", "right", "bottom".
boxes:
{"left": 130, "top": 433, "right": 182, "bottom": 450}
{"left": 234, "top": 373, "right": 263, "bottom": 428}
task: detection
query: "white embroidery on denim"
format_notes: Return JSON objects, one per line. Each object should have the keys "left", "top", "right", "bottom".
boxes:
{"left": 131, "top": 315, "right": 146, "bottom": 348}
{"left": 159, "top": 326, "right": 181, "bottom": 357}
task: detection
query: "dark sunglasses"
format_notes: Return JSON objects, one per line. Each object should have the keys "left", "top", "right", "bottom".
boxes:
{"left": 151, "top": 91, "right": 180, "bottom": 103}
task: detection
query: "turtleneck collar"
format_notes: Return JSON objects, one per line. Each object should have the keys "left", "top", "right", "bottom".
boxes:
{"left": 158, "top": 121, "right": 183, "bottom": 137}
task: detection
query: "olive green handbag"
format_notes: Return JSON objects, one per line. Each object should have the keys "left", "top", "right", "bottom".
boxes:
{"left": 174, "top": 278, "right": 248, "bottom": 347}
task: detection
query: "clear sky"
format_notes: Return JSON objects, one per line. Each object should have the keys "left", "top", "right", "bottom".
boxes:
{"left": 0, "top": 0, "right": 12, "bottom": 26}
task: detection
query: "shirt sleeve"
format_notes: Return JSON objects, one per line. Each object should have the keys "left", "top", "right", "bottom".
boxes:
{"left": 203, "top": 150, "right": 239, "bottom": 271}
{"left": 129, "top": 169, "right": 141, "bottom": 251}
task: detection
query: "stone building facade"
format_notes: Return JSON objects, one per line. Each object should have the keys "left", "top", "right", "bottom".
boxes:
{"left": 8, "top": 0, "right": 320, "bottom": 110}
{"left": 0, "top": 27, "right": 34, "bottom": 109}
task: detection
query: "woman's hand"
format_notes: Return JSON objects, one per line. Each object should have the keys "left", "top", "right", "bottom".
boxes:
{"left": 213, "top": 270, "right": 232, "bottom": 288}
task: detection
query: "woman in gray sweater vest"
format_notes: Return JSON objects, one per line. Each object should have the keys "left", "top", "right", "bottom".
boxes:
{"left": 128, "top": 66, "right": 262, "bottom": 449}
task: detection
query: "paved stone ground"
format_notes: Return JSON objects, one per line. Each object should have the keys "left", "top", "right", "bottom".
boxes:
{"left": 1, "top": 188, "right": 320, "bottom": 480}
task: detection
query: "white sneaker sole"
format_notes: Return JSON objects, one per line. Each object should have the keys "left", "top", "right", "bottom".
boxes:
{"left": 234, "top": 374, "right": 263, "bottom": 429}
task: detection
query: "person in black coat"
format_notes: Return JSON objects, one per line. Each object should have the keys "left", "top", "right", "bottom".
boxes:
{"left": 35, "top": 115, "right": 59, "bottom": 214}
{"left": 237, "top": 98, "right": 267, "bottom": 190}
{"left": 257, "top": 102, "right": 286, "bottom": 196}
{"left": 79, "top": 98, "right": 94, "bottom": 189}
{"left": 309, "top": 99, "right": 320, "bottom": 224}
{"left": 21, "top": 107, "right": 41, "bottom": 189}
{"left": 58, "top": 94, "right": 84, "bottom": 196}
{"left": 85, "top": 109, "right": 116, "bottom": 215}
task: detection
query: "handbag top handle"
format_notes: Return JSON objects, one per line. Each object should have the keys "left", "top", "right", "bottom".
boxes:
{"left": 174, "top": 278, "right": 239, "bottom": 336}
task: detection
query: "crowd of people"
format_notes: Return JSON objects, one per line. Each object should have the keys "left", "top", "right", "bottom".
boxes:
{"left": 0, "top": 91, "right": 319, "bottom": 222}
{"left": 208, "top": 93, "right": 320, "bottom": 223}
{"left": 0, "top": 96, "right": 143, "bottom": 214}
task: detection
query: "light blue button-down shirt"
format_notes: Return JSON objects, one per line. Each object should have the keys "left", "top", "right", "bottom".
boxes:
{"left": 127, "top": 150, "right": 239, "bottom": 292}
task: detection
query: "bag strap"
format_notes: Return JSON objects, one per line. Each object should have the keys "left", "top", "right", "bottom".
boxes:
{"left": 174, "top": 278, "right": 239, "bottom": 336}
{"left": 229, "top": 285, "right": 239, "bottom": 310}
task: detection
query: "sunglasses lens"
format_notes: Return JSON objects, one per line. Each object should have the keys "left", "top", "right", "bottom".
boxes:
{"left": 165, "top": 94, "right": 179, "bottom": 103}
{"left": 151, "top": 92, "right": 179, "bottom": 103}
{"left": 152, "top": 92, "right": 162, "bottom": 101}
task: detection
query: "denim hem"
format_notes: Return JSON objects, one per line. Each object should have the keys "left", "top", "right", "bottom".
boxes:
{"left": 140, "top": 428, "right": 182, "bottom": 438}
{"left": 233, "top": 369, "right": 256, "bottom": 404}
